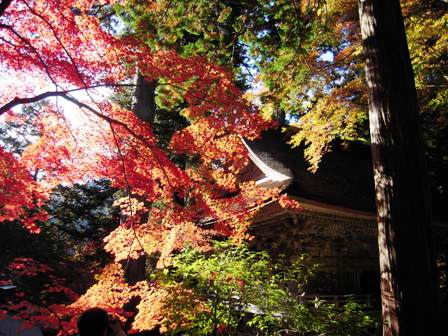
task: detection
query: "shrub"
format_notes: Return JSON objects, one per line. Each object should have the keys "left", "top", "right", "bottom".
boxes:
{"left": 151, "top": 241, "right": 379, "bottom": 335}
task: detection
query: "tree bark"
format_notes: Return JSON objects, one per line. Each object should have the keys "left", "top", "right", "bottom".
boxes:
{"left": 122, "top": 72, "right": 157, "bottom": 285}
{"left": 132, "top": 73, "right": 156, "bottom": 125}
{"left": 358, "top": 0, "right": 440, "bottom": 335}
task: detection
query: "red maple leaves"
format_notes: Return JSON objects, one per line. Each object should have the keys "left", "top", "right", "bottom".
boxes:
{"left": 0, "top": 0, "right": 301, "bottom": 333}
{"left": 0, "top": 147, "right": 47, "bottom": 233}
{"left": 1, "top": 258, "right": 80, "bottom": 333}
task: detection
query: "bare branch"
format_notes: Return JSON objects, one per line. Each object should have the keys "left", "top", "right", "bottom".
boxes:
{"left": 0, "top": 84, "right": 137, "bottom": 115}
{"left": 0, "top": 91, "right": 67, "bottom": 115}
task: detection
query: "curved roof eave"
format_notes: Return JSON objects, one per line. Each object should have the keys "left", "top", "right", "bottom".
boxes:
{"left": 241, "top": 137, "right": 293, "bottom": 190}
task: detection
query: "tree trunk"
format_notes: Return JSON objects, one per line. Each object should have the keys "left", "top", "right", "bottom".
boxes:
{"left": 132, "top": 73, "right": 156, "bottom": 125}
{"left": 357, "top": 0, "right": 440, "bottom": 334}
{"left": 122, "top": 72, "right": 157, "bottom": 285}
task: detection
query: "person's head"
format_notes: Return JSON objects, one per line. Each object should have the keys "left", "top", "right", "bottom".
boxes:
{"left": 77, "top": 308, "right": 110, "bottom": 336}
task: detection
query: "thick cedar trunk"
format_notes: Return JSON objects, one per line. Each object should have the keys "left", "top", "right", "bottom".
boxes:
{"left": 132, "top": 73, "right": 156, "bottom": 125}
{"left": 358, "top": 0, "right": 439, "bottom": 334}
{"left": 123, "top": 72, "right": 157, "bottom": 284}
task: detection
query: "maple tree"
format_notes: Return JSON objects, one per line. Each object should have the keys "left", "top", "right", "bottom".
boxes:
{"left": 1, "top": 0, "right": 444, "bottom": 334}
{"left": 121, "top": 2, "right": 447, "bottom": 334}
{"left": 0, "top": 0, "right": 303, "bottom": 333}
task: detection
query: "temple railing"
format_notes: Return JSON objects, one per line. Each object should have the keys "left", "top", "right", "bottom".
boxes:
{"left": 299, "top": 294, "right": 378, "bottom": 309}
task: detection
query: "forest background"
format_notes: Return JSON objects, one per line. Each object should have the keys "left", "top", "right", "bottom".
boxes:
{"left": 0, "top": 0, "right": 446, "bottom": 335}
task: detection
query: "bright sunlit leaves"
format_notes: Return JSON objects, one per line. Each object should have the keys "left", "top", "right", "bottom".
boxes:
{"left": 0, "top": 0, "right": 298, "bottom": 332}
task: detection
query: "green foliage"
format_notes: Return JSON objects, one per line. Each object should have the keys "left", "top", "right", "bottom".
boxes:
{"left": 115, "top": 0, "right": 369, "bottom": 171}
{"left": 116, "top": 0, "right": 447, "bottom": 179}
{"left": 116, "top": 0, "right": 267, "bottom": 89}
{"left": 153, "top": 241, "right": 378, "bottom": 335}
{"left": 0, "top": 104, "right": 42, "bottom": 154}
{"left": 44, "top": 180, "right": 117, "bottom": 262}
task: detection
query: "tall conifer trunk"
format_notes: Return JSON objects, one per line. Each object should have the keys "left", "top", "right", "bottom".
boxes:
{"left": 133, "top": 73, "right": 156, "bottom": 125}
{"left": 119, "top": 73, "right": 157, "bottom": 284}
{"left": 357, "top": 0, "right": 439, "bottom": 334}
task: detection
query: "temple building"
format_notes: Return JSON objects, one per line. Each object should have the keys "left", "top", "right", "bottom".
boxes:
{"left": 240, "top": 130, "right": 448, "bottom": 301}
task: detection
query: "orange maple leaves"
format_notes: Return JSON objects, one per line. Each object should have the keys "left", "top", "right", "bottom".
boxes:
{"left": 0, "top": 0, "right": 302, "bottom": 333}
{"left": 1, "top": 0, "right": 275, "bottom": 233}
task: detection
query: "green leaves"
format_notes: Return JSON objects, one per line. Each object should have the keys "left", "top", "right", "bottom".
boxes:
{"left": 155, "top": 83, "right": 185, "bottom": 111}
{"left": 153, "top": 241, "right": 378, "bottom": 335}
{"left": 217, "top": 7, "right": 232, "bottom": 23}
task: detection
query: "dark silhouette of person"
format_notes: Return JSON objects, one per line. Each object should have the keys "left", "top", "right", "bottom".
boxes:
{"left": 77, "top": 308, "right": 126, "bottom": 336}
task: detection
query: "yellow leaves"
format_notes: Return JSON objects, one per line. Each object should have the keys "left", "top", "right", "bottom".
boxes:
{"left": 132, "top": 285, "right": 167, "bottom": 332}
{"left": 288, "top": 93, "right": 366, "bottom": 172}
{"left": 260, "top": 102, "right": 276, "bottom": 121}
{"left": 210, "top": 170, "right": 238, "bottom": 190}
{"left": 158, "top": 222, "right": 211, "bottom": 268}
{"left": 408, "top": 12, "right": 448, "bottom": 80}
{"left": 279, "top": 0, "right": 445, "bottom": 173}
{"left": 133, "top": 283, "right": 207, "bottom": 333}
{"left": 113, "top": 197, "right": 146, "bottom": 216}
{"left": 180, "top": 107, "right": 194, "bottom": 120}
{"left": 334, "top": 43, "right": 361, "bottom": 63}
{"left": 104, "top": 222, "right": 161, "bottom": 262}
{"left": 217, "top": 7, "right": 232, "bottom": 23}
{"left": 402, "top": 0, "right": 447, "bottom": 122}
{"left": 325, "top": 0, "right": 358, "bottom": 19}
{"left": 70, "top": 263, "right": 132, "bottom": 311}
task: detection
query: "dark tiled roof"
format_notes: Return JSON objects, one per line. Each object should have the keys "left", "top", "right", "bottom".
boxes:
{"left": 245, "top": 130, "right": 376, "bottom": 212}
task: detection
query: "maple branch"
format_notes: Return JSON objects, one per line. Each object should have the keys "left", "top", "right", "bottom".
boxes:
{"left": 60, "top": 94, "right": 131, "bottom": 129}
{"left": 162, "top": 82, "right": 242, "bottom": 108}
{"left": 108, "top": 124, "right": 149, "bottom": 262}
{"left": 0, "top": 91, "right": 67, "bottom": 115}
{"left": 0, "top": 0, "right": 12, "bottom": 17}
{"left": 66, "top": 93, "right": 174, "bottom": 265}
{"left": 59, "top": 93, "right": 176, "bottom": 192}
{"left": 0, "top": 35, "right": 20, "bottom": 47}
{"left": 0, "top": 84, "right": 137, "bottom": 115}
{"left": 0, "top": 83, "right": 176, "bottom": 205}
{"left": 199, "top": 197, "right": 278, "bottom": 227}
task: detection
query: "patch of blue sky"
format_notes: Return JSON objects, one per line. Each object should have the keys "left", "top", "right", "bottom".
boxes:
{"left": 318, "top": 50, "right": 334, "bottom": 62}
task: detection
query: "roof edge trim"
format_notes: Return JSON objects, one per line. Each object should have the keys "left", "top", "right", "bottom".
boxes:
{"left": 241, "top": 137, "right": 292, "bottom": 186}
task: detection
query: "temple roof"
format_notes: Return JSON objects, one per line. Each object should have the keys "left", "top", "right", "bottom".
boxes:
{"left": 243, "top": 130, "right": 377, "bottom": 213}
{"left": 243, "top": 130, "right": 448, "bottom": 222}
